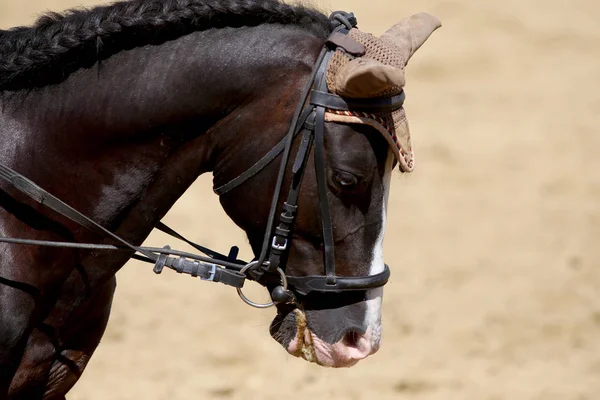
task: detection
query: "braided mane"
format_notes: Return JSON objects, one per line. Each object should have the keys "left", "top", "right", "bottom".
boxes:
{"left": 0, "top": 0, "right": 331, "bottom": 90}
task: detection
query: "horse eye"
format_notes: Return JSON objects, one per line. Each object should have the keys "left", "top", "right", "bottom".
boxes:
{"left": 334, "top": 171, "right": 359, "bottom": 188}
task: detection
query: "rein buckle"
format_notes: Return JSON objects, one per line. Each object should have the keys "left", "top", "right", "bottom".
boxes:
{"left": 271, "top": 237, "right": 288, "bottom": 251}
{"left": 201, "top": 264, "right": 217, "bottom": 282}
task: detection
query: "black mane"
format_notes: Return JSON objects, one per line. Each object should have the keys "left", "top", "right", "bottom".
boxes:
{"left": 0, "top": 0, "right": 331, "bottom": 90}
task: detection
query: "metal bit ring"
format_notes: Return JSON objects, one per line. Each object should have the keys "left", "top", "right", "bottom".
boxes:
{"left": 236, "top": 261, "right": 288, "bottom": 309}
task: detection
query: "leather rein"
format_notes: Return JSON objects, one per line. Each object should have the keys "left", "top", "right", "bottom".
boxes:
{"left": 0, "top": 12, "right": 405, "bottom": 309}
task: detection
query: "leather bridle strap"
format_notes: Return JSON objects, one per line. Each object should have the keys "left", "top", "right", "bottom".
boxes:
{"left": 286, "top": 264, "right": 390, "bottom": 294}
{"left": 155, "top": 221, "right": 238, "bottom": 262}
{"left": 310, "top": 90, "right": 406, "bottom": 112}
{"left": 0, "top": 164, "right": 156, "bottom": 261}
{"left": 249, "top": 46, "right": 331, "bottom": 273}
{"left": 266, "top": 123, "right": 315, "bottom": 275}
{"left": 310, "top": 47, "right": 339, "bottom": 286}
{"left": 213, "top": 106, "right": 314, "bottom": 196}
{"left": 0, "top": 164, "right": 247, "bottom": 288}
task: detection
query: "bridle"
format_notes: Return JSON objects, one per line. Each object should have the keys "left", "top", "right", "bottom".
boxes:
{"left": 0, "top": 12, "right": 405, "bottom": 309}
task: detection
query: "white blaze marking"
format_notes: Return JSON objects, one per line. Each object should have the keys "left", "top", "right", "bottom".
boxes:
{"left": 364, "top": 150, "right": 394, "bottom": 346}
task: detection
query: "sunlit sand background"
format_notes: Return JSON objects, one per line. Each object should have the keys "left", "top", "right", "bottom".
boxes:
{"left": 1, "top": 0, "right": 599, "bottom": 399}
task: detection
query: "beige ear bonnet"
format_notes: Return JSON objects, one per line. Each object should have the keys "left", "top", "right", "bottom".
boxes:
{"left": 324, "top": 13, "right": 441, "bottom": 172}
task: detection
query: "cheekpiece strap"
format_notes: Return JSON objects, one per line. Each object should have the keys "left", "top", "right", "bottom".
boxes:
{"left": 326, "top": 32, "right": 365, "bottom": 56}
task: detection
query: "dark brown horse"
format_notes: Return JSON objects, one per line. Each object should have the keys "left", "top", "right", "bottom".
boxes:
{"left": 0, "top": 0, "right": 440, "bottom": 398}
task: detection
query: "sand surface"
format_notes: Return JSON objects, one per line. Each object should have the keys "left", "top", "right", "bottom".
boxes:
{"left": 1, "top": 0, "right": 599, "bottom": 399}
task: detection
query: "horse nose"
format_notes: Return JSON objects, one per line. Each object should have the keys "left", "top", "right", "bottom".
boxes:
{"left": 329, "top": 329, "right": 375, "bottom": 367}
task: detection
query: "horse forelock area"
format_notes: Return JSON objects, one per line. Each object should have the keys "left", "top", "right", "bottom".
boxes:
{"left": 0, "top": 0, "right": 331, "bottom": 91}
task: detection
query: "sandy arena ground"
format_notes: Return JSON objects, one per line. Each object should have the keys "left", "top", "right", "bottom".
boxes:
{"left": 1, "top": 0, "right": 599, "bottom": 399}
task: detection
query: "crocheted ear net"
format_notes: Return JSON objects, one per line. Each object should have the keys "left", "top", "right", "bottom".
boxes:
{"left": 325, "top": 28, "right": 413, "bottom": 172}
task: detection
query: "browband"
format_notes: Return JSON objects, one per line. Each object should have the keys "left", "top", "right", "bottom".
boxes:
{"left": 310, "top": 90, "right": 405, "bottom": 112}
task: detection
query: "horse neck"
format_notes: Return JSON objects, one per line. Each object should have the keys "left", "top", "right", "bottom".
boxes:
{"left": 0, "top": 24, "right": 323, "bottom": 250}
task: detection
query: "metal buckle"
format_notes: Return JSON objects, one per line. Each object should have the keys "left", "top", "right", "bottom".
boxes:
{"left": 236, "top": 261, "right": 289, "bottom": 309}
{"left": 201, "top": 264, "right": 217, "bottom": 282}
{"left": 271, "top": 237, "right": 287, "bottom": 251}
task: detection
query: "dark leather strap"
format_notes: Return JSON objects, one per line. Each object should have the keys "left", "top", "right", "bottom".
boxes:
{"left": 0, "top": 164, "right": 156, "bottom": 260}
{"left": 155, "top": 221, "right": 239, "bottom": 262}
{"left": 314, "top": 105, "right": 337, "bottom": 286}
{"left": 213, "top": 106, "right": 314, "bottom": 196}
{"left": 310, "top": 90, "right": 405, "bottom": 113}
{"left": 287, "top": 264, "right": 390, "bottom": 294}
{"left": 267, "top": 127, "right": 314, "bottom": 273}
{"left": 251, "top": 47, "right": 331, "bottom": 272}
{"left": 0, "top": 165, "right": 247, "bottom": 288}
{"left": 326, "top": 32, "right": 365, "bottom": 56}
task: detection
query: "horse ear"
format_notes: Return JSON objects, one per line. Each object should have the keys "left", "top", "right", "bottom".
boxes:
{"left": 335, "top": 58, "right": 405, "bottom": 98}
{"left": 381, "top": 12, "right": 441, "bottom": 65}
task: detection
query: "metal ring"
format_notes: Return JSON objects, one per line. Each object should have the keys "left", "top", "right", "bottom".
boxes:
{"left": 236, "top": 261, "right": 288, "bottom": 309}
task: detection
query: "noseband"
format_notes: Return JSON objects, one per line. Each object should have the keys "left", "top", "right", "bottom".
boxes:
{"left": 0, "top": 12, "right": 404, "bottom": 309}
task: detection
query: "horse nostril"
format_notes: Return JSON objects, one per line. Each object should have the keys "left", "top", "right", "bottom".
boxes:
{"left": 342, "top": 330, "right": 362, "bottom": 348}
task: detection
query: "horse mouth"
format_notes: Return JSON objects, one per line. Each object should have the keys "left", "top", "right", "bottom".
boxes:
{"left": 274, "top": 308, "right": 375, "bottom": 368}
{"left": 287, "top": 309, "right": 319, "bottom": 363}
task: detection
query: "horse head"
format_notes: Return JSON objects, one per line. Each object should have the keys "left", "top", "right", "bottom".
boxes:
{"left": 0, "top": 5, "right": 441, "bottom": 396}
{"left": 216, "top": 12, "right": 441, "bottom": 367}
